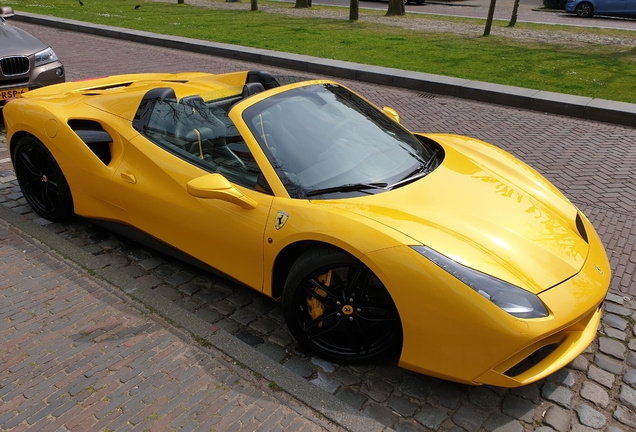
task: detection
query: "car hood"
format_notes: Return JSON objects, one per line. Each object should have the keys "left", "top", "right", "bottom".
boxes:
{"left": 0, "top": 21, "right": 46, "bottom": 57}
{"left": 316, "top": 134, "right": 589, "bottom": 294}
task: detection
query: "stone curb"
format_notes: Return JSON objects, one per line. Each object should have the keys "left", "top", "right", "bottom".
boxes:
{"left": 0, "top": 203, "right": 390, "bottom": 432}
{"left": 12, "top": 11, "right": 636, "bottom": 128}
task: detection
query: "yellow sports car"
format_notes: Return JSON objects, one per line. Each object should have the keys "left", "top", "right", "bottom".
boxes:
{"left": 3, "top": 70, "right": 610, "bottom": 387}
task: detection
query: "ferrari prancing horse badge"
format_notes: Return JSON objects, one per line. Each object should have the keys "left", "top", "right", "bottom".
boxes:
{"left": 274, "top": 211, "right": 289, "bottom": 230}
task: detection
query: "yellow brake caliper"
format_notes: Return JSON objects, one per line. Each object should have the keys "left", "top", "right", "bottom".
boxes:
{"left": 307, "top": 271, "right": 331, "bottom": 327}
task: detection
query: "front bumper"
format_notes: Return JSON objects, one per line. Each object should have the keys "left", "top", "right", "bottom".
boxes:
{"left": 363, "top": 214, "right": 610, "bottom": 387}
{"left": 1, "top": 60, "right": 64, "bottom": 107}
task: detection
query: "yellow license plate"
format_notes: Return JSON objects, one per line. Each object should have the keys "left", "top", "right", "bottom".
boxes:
{"left": 0, "top": 87, "right": 28, "bottom": 101}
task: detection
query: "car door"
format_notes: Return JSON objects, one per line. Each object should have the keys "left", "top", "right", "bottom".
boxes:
{"left": 595, "top": 0, "right": 627, "bottom": 14}
{"left": 113, "top": 98, "right": 275, "bottom": 291}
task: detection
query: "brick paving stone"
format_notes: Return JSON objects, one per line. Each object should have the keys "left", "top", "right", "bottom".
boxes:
{"left": 613, "top": 405, "right": 636, "bottom": 428}
{"left": 483, "top": 413, "right": 524, "bottom": 432}
{"left": 310, "top": 372, "right": 340, "bottom": 395}
{"left": 432, "top": 382, "right": 468, "bottom": 410}
{"left": 574, "top": 403, "right": 607, "bottom": 429}
{"left": 414, "top": 403, "right": 448, "bottom": 431}
{"left": 624, "top": 368, "right": 636, "bottom": 388}
{"left": 587, "top": 365, "right": 616, "bottom": 388}
{"left": 398, "top": 375, "right": 435, "bottom": 400}
{"left": 395, "top": 421, "right": 428, "bottom": 432}
{"left": 362, "top": 402, "right": 400, "bottom": 428}
{"left": 469, "top": 386, "right": 502, "bottom": 411}
{"left": 502, "top": 395, "right": 536, "bottom": 423}
{"left": 388, "top": 395, "right": 419, "bottom": 418}
{"left": 598, "top": 337, "right": 627, "bottom": 359}
{"left": 542, "top": 382, "right": 573, "bottom": 409}
{"left": 547, "top": 369, "right": 576, "bottom": 388}
{"left": 451, "top": 404, "right": 488, "bottom": 432}
{"left": 336, "top": 388, "right": 368, "bottom": 410}
{"left": 595, "top": 353, "right": 624, "bottom": 375}
{"left": 311, "top": 357, "right": 338, "bottom": 373}
{"left": 543, "top": 405, "right": 571, "bottom": 432}
{"left": 283, "top": 357, "right": 316, "bottom": 378}
{"left": 602, "top": 314, "right": 629, "bottom": 331}
{"left": 256, "top": 342, "right": 287, "bottom": 363}
{"left": 361, "top": 375, "right": 394, "bottom": 403}
{"left": 619, "top": 385, "right": 636, "bottom": 411}
{"left": 580, "top": 381, "right": 610, "bottom": 409}
{"left": 509, "top": 383, "right": 540, "bottom": 404}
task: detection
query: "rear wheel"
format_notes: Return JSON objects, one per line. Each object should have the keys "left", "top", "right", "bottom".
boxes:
{"left": 575, "top": 2, "right": 593, "bottom": 17}
{"left": 283, "top": 247, "right": 402, "bottom": 363}
{"left": 13, "top": 136, "right": 74, "bottom": 222}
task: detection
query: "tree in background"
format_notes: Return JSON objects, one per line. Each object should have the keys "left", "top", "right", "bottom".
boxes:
{"left": 295, "top": 0, "right": 310, "bottom": 8}
{"left": 251, "top": 0, "right": 258, "bottom": 10}
{"left": 386, "top": 0, "right": 405, "bottom": 16}
{"left": 350, "top": 0, "right": 359, "bottom": 20}
{"left": 483, "top": 0, "right": 497, "bottom": 36}
{"left": 508, "top": 0, "right": 520, "bottom": 26}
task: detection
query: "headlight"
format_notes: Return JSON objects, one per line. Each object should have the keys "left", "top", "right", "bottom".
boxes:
{"left": 34, "top": 47, "right": 59, "bottom": 67}
{"left": 412, "top": 246, "right": 549, "bottom": 319}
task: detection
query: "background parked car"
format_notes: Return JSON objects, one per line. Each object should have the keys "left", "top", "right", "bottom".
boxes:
{"left": 565, "top": 0, "right": 636, "bottom": 18}
{"left": 0, "top": 6, "right": 64, "bottom": 108}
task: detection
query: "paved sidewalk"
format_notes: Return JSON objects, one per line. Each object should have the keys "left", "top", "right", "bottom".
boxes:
{"left": 0, "top": 220, "right": 342, "bottom": 431}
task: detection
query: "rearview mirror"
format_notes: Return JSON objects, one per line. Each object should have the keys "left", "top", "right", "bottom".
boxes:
{"left": 187, "top": 173, "right": 257, "bottom": 209}
{"left": 383, "top": 106, "right": 401, "bottom": 124}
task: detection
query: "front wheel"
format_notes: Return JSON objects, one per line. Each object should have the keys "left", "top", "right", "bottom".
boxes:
{"left": 13, "top": 136, "right": 74, "bottom": 222}
{"left": 283, "top": 247, "right": 402, "bottom": 363}
{"left": 575, "top": 2, "right": 594, "bottom": 17}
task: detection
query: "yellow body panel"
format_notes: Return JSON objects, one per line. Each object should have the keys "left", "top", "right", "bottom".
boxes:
{"left": 3, "top": 72, "right": 611, "bottom": 387}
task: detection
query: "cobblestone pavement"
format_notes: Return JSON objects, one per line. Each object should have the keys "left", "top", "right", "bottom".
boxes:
{"left": 0, "top": 220, "right": 341, "bottom": 431}
{"left": 2, "top": 21, "right": 636, "bottom": 432}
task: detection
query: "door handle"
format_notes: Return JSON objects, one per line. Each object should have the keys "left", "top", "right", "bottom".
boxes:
{"left": 120, "top": 172, "right": 137, "bottom": 184}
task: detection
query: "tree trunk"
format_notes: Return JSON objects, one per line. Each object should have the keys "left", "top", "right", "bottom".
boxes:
{"left": 386, "top": 0, "right": 405, "bottom": 16}
{"left": 508, "top": 0, "right": 520, "bottom": 27}
{"left": 295, "top": 0, "right": 310, "bottom": 8}
{"left": 350, "top": 0, "right": 359, "bottom": 20}
{"left": 251, "top": 0, "right": 258, "bottom": 10}
{"left": 178, "top": 0, "right": 184, "bottom": 4}
{"left": 483, "top": 0, "right": 497, "bottom": 36}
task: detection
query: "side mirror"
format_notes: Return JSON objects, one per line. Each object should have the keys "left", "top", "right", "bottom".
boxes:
{"left": 187, "top": 173, "right": 257, "bottom": 209}
{"left": 0, "top": 7, "right": 15, "bottom": 19}
{"left": 383, "top": 106, "right": 401, "bottom": 124}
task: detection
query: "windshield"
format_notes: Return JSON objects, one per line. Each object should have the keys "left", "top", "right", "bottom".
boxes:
{"left": 243, "top": 83, "right": 437, "bottom": 199}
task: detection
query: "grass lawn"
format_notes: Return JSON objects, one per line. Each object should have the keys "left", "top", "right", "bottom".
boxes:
{"left": 7, "top": 0, "right": 636, "bottom": 103}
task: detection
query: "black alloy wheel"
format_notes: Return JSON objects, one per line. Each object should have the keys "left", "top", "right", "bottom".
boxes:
{"left": 283, "top": 247, "right": 402, "bottom": 363}
{"left": 575, "top": 2, "right": 594, "bottom": 17}
{"left": 13, "top": 136, "right": 74, "bottom": 222}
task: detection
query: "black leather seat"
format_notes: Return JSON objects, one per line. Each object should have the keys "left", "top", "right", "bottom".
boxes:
{"left": 242, "top": 82, "right": 266, "bottom": 98}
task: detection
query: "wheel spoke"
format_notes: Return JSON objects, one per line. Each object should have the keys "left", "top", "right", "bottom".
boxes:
{"left": 42, "top": 184, "right": 58, "bottom": 210}
{"left": 304, "top": 311, "right": 343, "bottom": 340}
{"left": 346, "top": 318, "right": 371, "bottom": 354}
{"left": 18, "top": 150, "right": 42, "bottom": 177}
{"left": 301, "top": 278, "right": 338, "bottom": 308}
{"left": 344, "top": 266, "right": 371, "bottom": 300}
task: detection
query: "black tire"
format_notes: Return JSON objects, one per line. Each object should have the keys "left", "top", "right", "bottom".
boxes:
{"left": 283, "top": 246, "right": 402, "bottom": 363}
{"left": 13, "top": 136, "right": 74, "bottom": 222}
{"left": 575, "top": 2, "right": 593, "bottom": 17}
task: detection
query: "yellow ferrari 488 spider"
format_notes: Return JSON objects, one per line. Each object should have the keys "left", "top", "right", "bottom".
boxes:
{"left": 3, "top": 70, "right": 610, "bottom": 387}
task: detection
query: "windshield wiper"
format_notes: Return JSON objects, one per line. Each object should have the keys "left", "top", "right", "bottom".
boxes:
{"left": 305, "top": 182, "right": 388, "bottom": 197}
{"left": 389, "top": 148, "right": 440, "bottom": 189}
